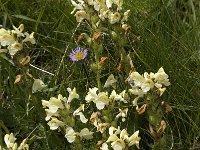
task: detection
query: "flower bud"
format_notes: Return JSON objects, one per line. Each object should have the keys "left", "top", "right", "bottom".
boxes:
{"left": 149, "top": 115, "right": 158, "bottom": 126}
{"left": 110, "top": 120, "right": 117, "bottom": 127}
{"left": 111, "top": 31, "right": 118, "bottom": 40}
{"left": 68, "top": 117, "right": 75, "bottom": 127}
{"left": 90, "top": 63, "right": 102, "bottom": 72}
{"left": 103, "top": 116, "right": 109, "bottom": 122}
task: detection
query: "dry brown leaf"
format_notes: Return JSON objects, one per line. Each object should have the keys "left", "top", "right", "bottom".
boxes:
{"left": 77, "top": 33, "right": 85, "bottom": 42}
{"left": 14, "top": 74, "right": 22, "bottom": 84}
{"left": 136, "top": 104, "right": 148, "bottom": 114}
{"left": 20, "top": 56, "right": 30, "bottom": 66}
{"left": 149, "top": 124, "right": 158, "bottom": 139}
{"left": 26, "top": 72, "right": 33, "bottom": 79}
{"left": 0, "top": 49, "right": 8, "bottom": 53}
{"left": 158, "top": 87, "right": 166, "bottom": 96}
{"left": 157, "top": 120, "right": 167, "bottom": 134}
{"left": 161, "top": 101, "right": 172, "bottom": 113}
{"left": 99, "top": 57, "right": 108, "bottom": 65}
{"left": 165, "top": 104, "right": 172, "bottom": 113}
{"left": 117, "top": 63, "right": 122, "bottom": 72}
{"left": 92, "top": 32, "right": 101, "bottom": 40}
{"left": 96, "top": 140, "right": 104, "bottom": 148}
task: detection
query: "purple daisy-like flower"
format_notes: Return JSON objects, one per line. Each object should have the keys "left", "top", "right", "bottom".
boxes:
{"left": 69, "top": 47, "right": 88, "bottom": 62}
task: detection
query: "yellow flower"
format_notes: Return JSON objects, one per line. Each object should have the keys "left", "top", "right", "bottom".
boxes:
{"left": 86, "top": 0, "right": 94, "bottom": 5}
{"left": 4, "top": 133, "right": 17, "bottom": 149}
{"left": 93, "top": 1, "right": 104, "bottom": 11}
{"left": 79, "top": 128, "right": 93, "bottom": 140}
{"left": 106, "top": 0, "right": 123, "bottom": 10}
{"left": 18, "top": 139, "right": 29, "bottom": 150}
{"left": 106, "top": 127, "right": 141, "bottom": 150}
{"left": 121, "top": 10, "right": 130, "bottom": 22}
{"left": 47, "top": 117, "right": 64, "bottom": 130}
{"left": 73, "top": 104, "right": 88, "bottom": 123}
{"left": 12, "top": 24, "right": 24, "bottom": 38}
{"left": 101, "top": 143, "right": 109, "bottom": 150}
{"left": 109, "top": 90, "right": 127, "bottom": 103}
{"left": 107, "top": 134, "right": 126, "bottom": 150}
{"left": 74, "top": 10, "right": 89, "bottom": 22}
{"left": 32, "top": 79, "right": 47, "bottom": 93}
{"left": 94, "top": 92, "right": 110, "bottom": 110}
{"left": 129, "top": 72, "right": 145, "bottom": 87}
{"left": 71, "top": 0, "right": 84, "bottom": 14}
{"left": 45, "top": 109, "right": 59, "bottom": 121}
{"left": 67, "top": 87, "right": 79, "bottom": 103}
{"left": 104, "top": 74, "right": 117, "bottom": 88}
{"left": 106, "top": 0, "right": 113, "bottom": 8}
{"left": 65, "top": 127, "right": 77, "bottom": 143}
{"left": 23, "top": 32, "right": 36, "bottom": 44}
{"left": 154, "top": 67, "right": 170, "bottom": 88}
{"left": 109, "top": 12, "right": 121, "bottom": 24}
{"left": 109, "top": 126, "right": 121, "bottom": 135}
{"left": 73, "top": 104, "right": 85, "bottom": 115}
{"left": 116, "top": 108, "right": 128, "bottom": 122}
{"left": 42, "top": 94, "right": 65, "bottom": 121}
{"left": 48, "top": 96, "right": 64, "bottom": 112}
{"left": 99, "top": 8, "right": 110, "bottom": 21}
{"left": 7, "top": 41, "right": 23, "bottom": 56}
{"left": 127, "top": 130, "right": 141, "bottom": 149}
{"left": 85, "top": 87, "right": 98, "bottom": 103}
{"left": 0, "top": 28, "right": 15, "bottom": 47}
{"left": 114, "top": 0, "right": 123, "bottom": 10}
{"left": 129, "top": 71, "right": 155, "bottom": 93}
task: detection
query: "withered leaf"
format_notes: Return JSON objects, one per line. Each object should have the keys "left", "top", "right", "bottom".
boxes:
{"left": 20, "top": 56, "right": 30, "bottom": 66}
{"left": 136, "top": 104, "right": 148, "bottom": 114}
{"left": 92, "top": 32, "right": 101, "bottom": 40}
{"left": 99, "top": 57, "right": 108, "bottom": 65}
{"left": 14, "top": 74, "right": 22, "bottom": 84}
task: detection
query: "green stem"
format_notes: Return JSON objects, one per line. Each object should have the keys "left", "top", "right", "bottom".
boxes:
{"left": 0, "top": 120, "right": 9, "bottom": 134}
{"left": 95, "top": 49, "right": 101, "bottom": 91}
{"left": 82, "top": 63, "right": 90, "bottom": 89}
{"left": 97, "top": 69, "right": 101, "bottom": 91}
{"left": 28, "top": 135, "right": 39, "bottom": 145}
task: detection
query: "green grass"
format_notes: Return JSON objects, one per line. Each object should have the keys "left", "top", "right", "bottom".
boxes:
{"left": 1, "top": 0, "right": 200, "bottom": 149}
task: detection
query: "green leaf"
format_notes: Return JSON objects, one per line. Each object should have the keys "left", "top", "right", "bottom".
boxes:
{"left": 12, "top": 15, "right": 51, "bottom": 24}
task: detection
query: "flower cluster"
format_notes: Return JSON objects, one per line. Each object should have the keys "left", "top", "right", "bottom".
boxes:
{"left": 40, "top": 67, "right": 171, "bottom": 148}
{"left": 89, "top": 111, "right": 110, "bottom": 134}
{"left": 65, "top": 127, "right": 93, "bottom": 143}
{"left": 128, "top": 67, "right": 170, "bottom": 106}
{"left": 0, "top": 24, "right": 35, "bottom": 56}
{"left": 101, "top": 126, "right": 141, "bottom": 150}
{"left": 84, "top": 76, "right": 129, "bottom": 136}
{"left": 0, "top": 133, "right": 29, "bottom": 150}
{"left": 85, "top": 87, "right": 127, "bottom": 110}
{"left": 41, "top": 88, "right": 94, "bottom": 143}
{"left": 71, "top": 0, "right": 130, "bottom": 28}
{"left": 41, "top": 88, "right": 79, "bottom": 130}
{"left": 42, "top": 94, "right": 66, "bottom": 130}
{"left": 32, "top": 78, "right": 47, "bottom": 93}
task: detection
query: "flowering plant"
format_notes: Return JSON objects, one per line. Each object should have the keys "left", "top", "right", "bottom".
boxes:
{"left": 40, "top": 66, "right": 171, "bottom": 149}
{"left": 0, "top": 133, "right": 30, "bottom": 150}
{"left": 0, "top": 0, "right": 175, "bottom": 150}
{"left": 37, "top": 0, "right": 172, "bottom": 149}
{"left": 0, "top": 24, "right": 35, "bottom": 56}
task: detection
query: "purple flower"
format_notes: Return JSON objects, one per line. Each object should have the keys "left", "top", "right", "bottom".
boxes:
{"left": 69, "top": 47, "right": 88, "bottom": 62}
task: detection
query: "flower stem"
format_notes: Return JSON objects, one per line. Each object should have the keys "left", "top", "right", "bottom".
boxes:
{"left": 95, "top": 49, "right": 101, "bottom": 92}
{"left": 0, "top": 120, "right": 9, "bottom": 134}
